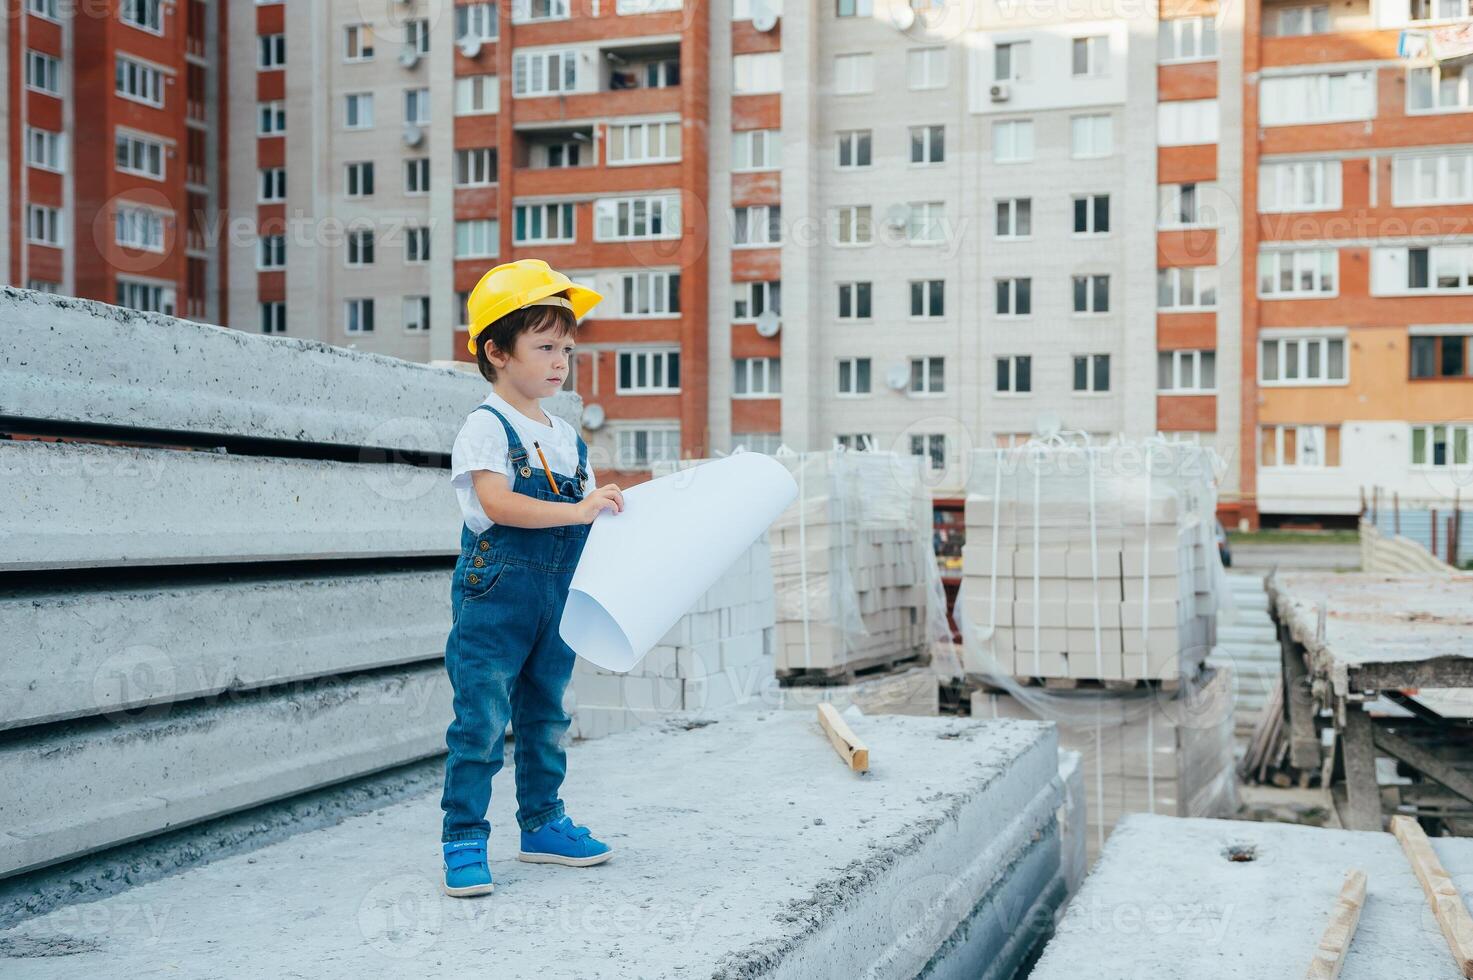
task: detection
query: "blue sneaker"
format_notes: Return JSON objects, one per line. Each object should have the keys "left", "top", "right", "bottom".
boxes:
{"left": 518, "top": 815, "right": 613, "bottom": 867}
{"left": 442, "top": 840, "right": 494, "bottom": 897}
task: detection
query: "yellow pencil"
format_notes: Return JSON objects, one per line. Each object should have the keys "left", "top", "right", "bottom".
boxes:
{"left": 533, "top": 441, "right": 560, "bottom": 494}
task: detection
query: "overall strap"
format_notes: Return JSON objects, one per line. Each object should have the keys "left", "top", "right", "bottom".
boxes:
{"left": 474, "top": 404, "right": 529, "bottom": 464}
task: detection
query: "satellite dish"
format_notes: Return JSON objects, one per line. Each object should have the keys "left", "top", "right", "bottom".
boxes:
{"left": 885, "top": 363, "right": 910, "bottom": 390}
{"left": 402, "top": 124, "right": 424, "bottom": 147}
{"left": 883, "top": 202, "right": 910, "bottom": 228}
{"left": 1035, "top": 412, "right": 1062, "bottom": 438}
{"left": 460, "top": 37, "right": 483, "bottom": 59}
{"left": 752, "top": 1, "right": 778, "bottom": 31}
{"left": 889, "top": 4, "right": 915, "bottom": 30}
{"left": 754, "top": 311, "right": 781, "bottom": 337}
{"left": 399, "top": 47, "right": 420, "bottom": 69}
{"left": 583, "top": 403, "right": 606, "bottom": 430}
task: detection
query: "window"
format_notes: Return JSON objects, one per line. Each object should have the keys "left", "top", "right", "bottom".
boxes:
{"left": 836, "top": 130, "right": 872, "bottom": 169}
{"left": 908, "top": 48, "right": 946, "bottom": 89}
{"left": 996, "top": 278, "right": 1031, "bottom": 316}
{"left": 1157, "top": 99, "right": 1218, "bottom": 144}
{"left": 733, "top": 280, "right": 780, "bottom": 321}
{"left": 515, "top": 202, "right": 576, "bottom": 243}
{"left": 260, "top": 301, "right": 287, "bottom": 334}
{"left": 1158, "top": 350, "right": 1216, "bottom": 392}
{"left": 344, "top": 93, "right": 372, "bottom": 129}
{"left": 404, "top": 18, "right": 430, "bottom": 54}
{"left": 1258, "top": 250, "right": 1337, "bottom": 297}
{"left": 994, "top": 41, "right": 1029, "bottom": 82}
{"left": 996, "top": 355, "right": 1032, "bottom": 394}
{"left": 836, "top": 53, "right": 874, "bottom": 94}
{"left": 26, "top": 51, "right": 61, "bottom": 95}
{"left": 513, "top": 49, "right": 578, "bottom": 96}
{"left": 996, "top": 198, "right": 1031, "bottom": 239}
{"left": 1411, "top": 0, "right": 1473, "bottom": 17}
{"left": 403, "top": 296, "right": 431, "bottom": 332}
{"left": 1410, "top": 332, "right": 1473, "bottom": 379}
{"left": 455, "top": 148, "right": 498, "bottom": 186}
{"left": 27, "top": 205, "right": 62, "bottom": 246}
{"left": 1382, "top": 245, "right": 1473, "bottom": 293}
{"left": 993, "top": 120, "right": 1034, "bottom": 163}
{"left": 405, "top": 88, "right": 430, "bottom": 126}
{"left": 1158, "top": 267, "right": 1218, "bottom": 310}
{"left": 837, "top": 281, "right": 872, "bottom": 320}
{"left": 733, "top": 357, "right": 781, "bottom": 397}
{"left": 1259, "top": 160, "right": 1341, "bottom": 213}
{"left": 346, "top": 229, "right": 375, "bottom": 267}
{"left": 1072, "top": 354, "right": 1111, "bottom": 392}
{"left": 1260, "top": 72, "right": 1373, "bottom": 125}
{"left": 1073, "top": 194, "right": 1110, "bottom": 235}
{"left": 1412, "top": 424, "right": 1473, "bottom": 468}
{"left": 456, "top": 290, "right": 472, "bottom": 328}
{"left": 1265, "top": 5, "right": 1330, "bottom": 37}
{"left": 911, "top": 433, "right": 946, "bottom": 471}
{"left": 617, "top": 427, "right": 680, "bottom": 468}
{"left": 1158, "top": 182, "right": 1215, "bottom": 227}
{"left": 1159, "top": 16, "right": 1217, "bottom": 61}
{"left": 618, "top": 350, "right": 681, "bottom": 393}
{"left": 345, "top": 161, "right": 375, "bottom": 197}
{"left": 1073, "top": 274, "right": 1110, "bottom": 314}
{"left": 258, "top": 166, "right": 286, "bottom": 202}
{"left": 910, "top": 280, "right": 944, "bottom": 318}
{"left": 116, "top": 56, "right": 165, "bottom": 107}
{"left": 910, "top": 357, "right": 944, "bottom": 395}
{"left": 258, "top": 34, "right": 286, "bottom": 70}
{"left": 26, "top": 279, "right": 60, "bottom": 294}
{"left": 345, "top": 298, "right": 375, "bottom": 334}
{"left": 837, "top": 357, "right": 872, "bottom": 395}
{"left": 115, "top": 205, "right": 165, "bottom": 252}
{"left": 837, "top": 433, "right": 875, "bottom": 451}
{"left": 1410, "top": 63, "right": 1472, "bottom": 113}
{"left": 733, "top": 129, "right": 781, "bottom": 171}
{"left": 533, "top": 140, "right": 584, "bottom": 169}
{"left": 1394, "top": 151, "right": 1473, "bottom": 205}
{"left": 116, "top": 133, "right": 165, "bottom": 180}
{"left": 116, "top": 279, "right": 174, "bottom": 314}
{"left": 405, "top": 158, "right": 430, "bottom": 194}
{"left": 1262, "top": 425, "right": 1340, "bottom": 467}
{"left": 910, "top": 125, "right": 944, "bottom": 164}
{"left": 733, "top": 204, "right": 780, "bottom": 246}
{"left": 258, "top": 234, "right": 286, "bottom": 269}
{"left": 617, "top": 0, "right": 683, "bottom": 12}
{"left": 455, "top": 75, "right": 500, "bottom": 115}
{"left": 597, "top": 195, "right": 681, "bottom": 241}
{"left": 402, "top": 226, "right": 429, "bottom": 264}
{"left": 457, "top": 4, "right": 499, "bottom": 42}
{"left": 28, "top": 0, "right": 61, "bottom": 21}
{"left": 836, "top": 0, "right": 873, "bottom": 17}
{"left": 1260, "top": 335, "right": 1347, "bottom": 384}
{"left": 733, "top": 52, "right": 781, "bottom": 94}
{"left": 456, "top": 219, "right": 499, "bottom": 258}
{"left": 1070, "top": 114, "right": 1112, "bottom": 158}
{"left": 26, "top": 128, "right": 64, "bottom": 172}
{"left": 513, "top": 0, "right": 570, "bottom": 22}
{"left": 619, "top": 271, "right": 681, "bottom": 316}
{"left": 907, "top": 202, "right": 945, "bottom": 243}
{"left": 1071, "top": 36, "right": 1107, "bottom": 77}
{"left": 258, "top": 101, "right": 286, "bottom": 135}
{"left": 345, "top": 24, "right": 375, "bottom": 61}
{"left": 832, "top": 205, "right": 872, "bottom": 246}
{"left": 608, "top": 120, "right": 681, "bottom": 165}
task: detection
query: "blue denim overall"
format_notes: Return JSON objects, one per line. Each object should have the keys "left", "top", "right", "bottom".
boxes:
{"left": 440, "top": 404, "right": 591, "bottom": 844}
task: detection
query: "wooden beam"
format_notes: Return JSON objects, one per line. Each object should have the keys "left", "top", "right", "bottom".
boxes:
{"left": 1391, "top": 814, "right": 1473, "bottom": 978}
{"left": 1374, "top": 726, "right": 1473, "bottom": 810}
{"left": 1305, "top": 869, "right": 1367, "bottom": 980}
{"left": 817, "top": 703, "right": 869, "bottom": 773}
{"left": 1281, "top": 628, "right": 1320, "bottom": 770}
{"left": 1340, "top": 703, "right": 1383, "bottom": 831}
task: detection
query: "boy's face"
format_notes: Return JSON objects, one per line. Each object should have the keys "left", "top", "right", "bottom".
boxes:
{"left": 488, "top": 325, "right": 574, "bottom": 399}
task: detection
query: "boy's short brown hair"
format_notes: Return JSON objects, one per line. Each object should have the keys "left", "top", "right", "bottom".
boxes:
{"left": 474, "top": 300, "right": 578, "bottom": 384}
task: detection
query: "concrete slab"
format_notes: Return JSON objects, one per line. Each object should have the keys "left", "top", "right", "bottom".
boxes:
{"left": 0, "top": 712, "right": 1063, "bottom": 979}
{"left": 1031, "top": 813, "right": 1473, "bottom": 980}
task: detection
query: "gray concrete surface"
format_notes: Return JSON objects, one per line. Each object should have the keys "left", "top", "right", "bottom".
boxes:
{"left": 1031, "top": 813, "right": 1473, "bottom": 979}
{"left": 0, "top": 712, "right": 1064, "bottom": 979}
{"left": 1228, "top": 539, "right": 1361, "bottom": 574}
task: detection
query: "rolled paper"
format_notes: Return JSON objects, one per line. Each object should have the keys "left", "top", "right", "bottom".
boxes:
{"left": 560, "top": 452, "right": 798, "bottom": 672}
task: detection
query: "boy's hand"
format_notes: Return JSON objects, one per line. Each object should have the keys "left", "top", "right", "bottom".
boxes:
{"left": 575, "top": 484, "right": 624, "bottom": 524}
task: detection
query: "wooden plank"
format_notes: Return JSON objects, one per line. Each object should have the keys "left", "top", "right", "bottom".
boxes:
{"left": 1305, "top": 869, "right": 1367, "bottom": 980}
{"left": 1374, "top": 726, "right": 1473, "bottom": 810}
{"left": 817, "top": 703, "right": 869, "bottom": 773}
{"left": 1391, "top": 814, "right": 1473, "bottom": 978}
{"left": 1281, "top": 627, "right": 1321, "bottom": 770}
{"left": 1340, "top": 703, "right": 1383, "bottom": 831}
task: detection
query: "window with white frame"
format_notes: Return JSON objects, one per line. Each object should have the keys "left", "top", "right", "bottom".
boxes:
{"left": 455, "top": 75, "right": 500, "bottom": 115}
{"left": 345, "top": 298, "right": 375, "bottom": 333}
{"left": 258, "top": 167, "right": 285, "bottom": 202}
{"left": 1159, "top": 16, "right": 1217, "bottom": 61}
{"left": 1394, "top": 151, "right": 1473, "bottom": 205}
{"left": 733, "top": 281, "right": 780, "bottom": 320}
{"left": 836, "top": 0, "right": 872, "bottom": 17}
{"left": 996, "top": 198, "right": 1031, "bottom": 238}
{"left": 1412, "top": 423, "right": 1472, "bottom": 468}
{"left": 116, "top": 132, "right": 165, "bottom": 179}
{"left": 733, "top": 129, "right": 781, "bottom": 171}
{"left": 1071, "top": 36, "right": 1107, "bottom": 77}
{"left": 618, "top": 349, "right": 681, "bottom": 392}
{"left": 258, "top": 34, "right": 286, "bottom": 70}
{"left": 1259, "top": 160, "right": 1341, "bottom": 212}
{"left": 115, "top": 205, "right": 165, "bottom": 251}
{"left": 617, "top": 426, "right": 680, "bottom": 468}
{"left": 1410, "top": 62, "right": 1472, "bottom": 113}
{"left": 994, "top": 41, "right": 1029, "bottom": 82}
{"left": 345, "top": 161, "right": 375, "bottom": 197}
{"left": 833, "top": 205, "right": 871, "bottom": 246}
{"left": 609, "top": 120, "right": 681, "bottom": 165}
{"left": 1158, "top": 182, "right": 1215, "bottom": 227}
{"left": 116, "top": 279, "right": 174, "bottom": 314}
{"left": 260, "top": 301, "right": 286, "bottom": 334}
{"left": 837, "top": 357, "right": 872, "bottom": 395}
{"left": 837, "top": 281, "right": 872, "bottom": 320}
{"left": 26, "top": 128, "right": 64, "bottom": 172}
{"left": 597, "top": 195, "right": 681, "bottom": 241}
{"left": 1259, "top": 334, "right": 1347, "bottom": 384}
{"left": 1258, "top": 249, "right": 1337, "bottom": 297}
{"left": 398, "top": 225, "right": 427, "bottom": 263}
{"left": 732, "top": 204, "right": 780, "bottom": 246}
{"left": 405, "top": 158, "right": 430, "bottom": 194}
{"left": 836, "top": 53, "right": 875, "bottom": 94}
{"left": 910, "top": 125, "right": 944, "bottom": 164}
{"left": 908, "top": 202, "right": 945, "bottom": 243}
{"left": 346, "top": 229, "right": 375, "bottom": 266}
{"left": 258, "top": 234, "right": 285, "bottom": 269}
{"left": 1071, "top": 114, "right": 1112, "bottom": 158}
{"left": 1073, "top": 194, "right": 1109, "bottom": 235}
{"left": 1411, "top": 0, "right": 1473, "bottom": 18}
{"left": 515, "top": 202, "right": 576, "bottom": 243}
{"left": 910, "top": 279, "right": 944, "bottom": 318}
{"left": 616, "top": 0, "right": 683, "bottom": 13}
{"left": 455, "top": 219, "right": 499, "bottom": 258}
{"left": 1073, "top": 274, "right": 1110, "bottom": 314}
{"left": 1158, "top": 267, "right": 1218, "bottom": 309}
{"left": 116, "top": 57, "right": 165, "bottom": 107}
{"left": 733, "top": 357, "right": 781, "bottom": 397}
{"left": 456, "top": 290, "right": 471, "bottom": 328}
{"left": 28, "top": 0, "right": 61, "bottom": 21}
{"left": 1260, "top": 71, "right": 1373, "bottom": 125}
{"left": 996, "top": 277, "right": 1031, "bottom": 316}
{"left": 837, "top": 433, "right": 875, "bottom": 451}
{"left": 26, "top": 51, "right": 61, "bottom": 95}
{"left": 1382, "top": 245, "right": 1473, "bottom": 293}
{"left": 733, "top": 52, "right": 781, "bottom": 94}
{"left": 405, "top": 88, "right": 430, "bottom": 126}
{"left": 993, "top": 120, "right": 1034, "bottom": 163}
{"left": 911, "top": 433, "right": 946, "bottom": 470}
{"left": 1158, "top": 350, "right": 1216, "bottom": 392}
{"left": 258, "top": 101, "right": 286, "bottom": 135}
{"left": 1072, "top": 354, "right": 1111, "bottom": 392}
{"left": 513, "top": 49, "right": 578, "bottom": 96}
{"left": 27, "top": 279, "right": 60, "bottom": 293}
{"left": 1265, "top": 5, "right": 1330, "bottom": 37}
{"left": 1158, "top": 99, "right": 1218, "bottom": 144}
{"left": 996, "top": 355, "right": 1032, "bottom": 394}
{"left": 27, "top": 205, "right": 62, "bottom": 246}
{"left": 399, "top": 296, "right": 429, "bottom": 332}
{"left": 910, "top": 356, "right": 944, "bottom": 394}
{"left": 345, "top": 24, "right": 375, "bottom": 61}
{"left": 513, "top": 0, "right": 570, "bottom": 22}
{"left": 456, "top": 3, "right": 499, "bottom": 42}
{"left": 455, "top": 148, "right": 498, "bottom": 186}
{"left": 404, "top": 18, "right": 430, "bottom": 54}
{"left": 344, "top": 93, "right": 372, "bottom": 129}
{"left": 836, "top": 129, "right": 872, "bottom": 169}
{"left": 121, "top": 0, "right": 162, "bottom": 30}
{"left": 1261, "top": 424, "right": 1340, "bottom": 467}
{"left": 908, "top": 47, "right": 946, "bottom": 89}
{"left": 619, "top": 271, "right": 681, "bottom": 316}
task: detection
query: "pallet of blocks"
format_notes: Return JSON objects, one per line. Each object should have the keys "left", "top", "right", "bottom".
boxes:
{"left": 972, "top": 665, "right": 1239, "bottom": 863}
{"left": 569, "top": 534, "right": 777, "bottom": 740}
{"left": 956, "top": 440, "right": 1223, "bottom": 684}
{"left": 767, "top": 449, "right": 951, "bottom": 682}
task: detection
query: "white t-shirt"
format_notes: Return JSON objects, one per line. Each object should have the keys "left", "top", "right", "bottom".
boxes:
{"left": 450, "top": 389, "right": 595, "bottom": 533}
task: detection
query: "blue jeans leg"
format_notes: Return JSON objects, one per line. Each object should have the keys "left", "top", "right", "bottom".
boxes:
{"left": 511, "top": 576, "right": 577, "bottom": 833}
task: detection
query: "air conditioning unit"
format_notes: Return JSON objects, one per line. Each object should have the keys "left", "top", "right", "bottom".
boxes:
{"left": 403, "top": 124, "right": 424, "bottom": 147}
{"left": 399, "top": 46, "right": 421, "bottom": 69}
{"left": 460, "top": 37, "right": 483, "bottom": 59}
{"left": 990, "top": 83, "right": 1011, "bottom": 102}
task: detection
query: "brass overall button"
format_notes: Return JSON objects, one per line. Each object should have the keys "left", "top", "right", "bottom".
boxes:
{"left": 520, "top": 465, "right": 532, "bottom": 478}
{"left": 473, "top": 556, "right": 485, "bottom": 567}
{"left": 478, "top": 540, "right": 490, "bottom": 552}
{"left": 467, "top": 573, "right": 480, "bottom": 585}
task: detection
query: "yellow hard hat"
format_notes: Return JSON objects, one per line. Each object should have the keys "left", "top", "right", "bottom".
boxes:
{"left": 465, "top": 258, "right": 603, "bottom": 356}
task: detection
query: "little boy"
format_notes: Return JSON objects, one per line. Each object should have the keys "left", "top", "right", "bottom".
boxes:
{"left": 440, "top": 259, "right": 625, "bottom": 898}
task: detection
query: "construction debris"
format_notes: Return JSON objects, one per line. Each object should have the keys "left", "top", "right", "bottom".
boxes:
{"left": 816, "top": 703, "right": 869, "bottom": 772}
{"left": 1306, "top": 869, "right": 1367, "bottom": 980}
{"left": 1391, "top": 815, "right": 1473, "bottom": 977}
